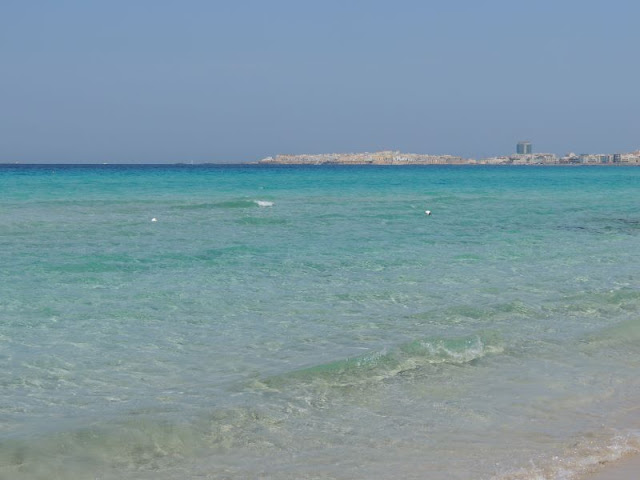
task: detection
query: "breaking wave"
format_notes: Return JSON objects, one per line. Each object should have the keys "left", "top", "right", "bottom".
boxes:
{"left": 172, "top": 199, "right": 274, "bottom": 210}
{"left": 261, "top": 332, "right": 503, "bottom": 390}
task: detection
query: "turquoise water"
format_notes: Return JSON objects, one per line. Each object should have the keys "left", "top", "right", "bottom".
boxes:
{"left": 1, "top": 165, "right": 639, "bottom": 479}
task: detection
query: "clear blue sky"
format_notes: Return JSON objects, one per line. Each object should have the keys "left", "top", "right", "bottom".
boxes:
{"left": 1, "top": 0, "right": 638, "bottom": 163}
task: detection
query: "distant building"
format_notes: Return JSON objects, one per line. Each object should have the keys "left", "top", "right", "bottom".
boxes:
{"left": 613, "top": 153, "right": 622, "bottom": 163}
{"left": 516, "top": 141, "right": 532, "bottom": 155}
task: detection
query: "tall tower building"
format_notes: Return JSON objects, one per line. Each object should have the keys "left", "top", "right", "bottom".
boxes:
{"left": 516, "top": 141, "right": 532, "bottom": 154}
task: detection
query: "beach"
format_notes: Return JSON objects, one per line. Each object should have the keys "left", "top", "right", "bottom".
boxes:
{"left": 1, "top": 164, "right": 639, "bottom": 479}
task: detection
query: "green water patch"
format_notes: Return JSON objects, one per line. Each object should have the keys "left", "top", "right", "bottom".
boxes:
{"left": 146, "top": 245, "right": 259, "bottom": 267}
{"left": 605, "top": 217, "right": 640, "bottom": 234}
{"left": 315, "top": 213, "right": 349, "bottom": 220}
{"left": 602, "top": 288, "right": 640, "bottom": 306}
{"left": 561, "top": 216, "right": 640, "bottom": 236}
{"left": 580, "top": 314, "right": 640, "bottom": 357}
{"left": 547, "top": 288, "right": 640, "bottom": 355}
{"left": 192, "top": 245, "right": 259, "bottom": 263}
{"left": 38, "top": 244, "right": 263, "bottom": 274}
{"left": 0, "top": 416, "right": 205, "bottom": 479}
{"left": 410, "top": 301, "right": 539, "bottom": 325}
{"left": 43, "top": 254, "right": 151, "bottom": 274}
{"left": 235, "top": 217, "right": 288, "bottom": 226}
{"left": 550, "top": 289, "right": 640, "bottom": 316}
{"left": 451, "top": 253, "right": 484, "bottom": 262}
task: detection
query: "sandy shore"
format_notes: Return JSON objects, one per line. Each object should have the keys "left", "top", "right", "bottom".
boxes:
{"left": 582, "top": 453, "right": 640, "bottom": 480}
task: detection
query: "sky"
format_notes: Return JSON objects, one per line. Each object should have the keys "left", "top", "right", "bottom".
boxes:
{"left": 1, "top": 0, "right": 639, "bottom": 163}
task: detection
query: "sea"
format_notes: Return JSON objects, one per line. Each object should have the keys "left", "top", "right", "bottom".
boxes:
{"left": 1, "top": 164, "right": 639, "bottom": 480}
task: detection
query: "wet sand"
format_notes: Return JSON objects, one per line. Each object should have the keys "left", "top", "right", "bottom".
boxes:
{"left": 582, "top": 453, "right": 640, "bottom": 480}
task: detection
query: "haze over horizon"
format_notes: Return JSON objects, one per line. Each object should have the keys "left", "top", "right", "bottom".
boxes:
{"left": 2, "top": 1, "right": 639, "bottom": 164}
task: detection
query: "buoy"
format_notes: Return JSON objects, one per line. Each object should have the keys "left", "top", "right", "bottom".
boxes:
{"left": 151, "top": 218, "right": 157, "bottom": 222}
{"left": 425, "top": 210, "right": 431, "bottom": 216}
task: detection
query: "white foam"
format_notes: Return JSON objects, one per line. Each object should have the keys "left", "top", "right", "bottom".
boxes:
{"left": 255, "top": 200, "right": 274, "bottom": 207}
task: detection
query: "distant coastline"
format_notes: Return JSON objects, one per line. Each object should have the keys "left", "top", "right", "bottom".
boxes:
{"left": 257, "top": 150, "right": 640, "bottom": 166}
{"left": 3, "top": 149, "right": 640, "bottom": 166}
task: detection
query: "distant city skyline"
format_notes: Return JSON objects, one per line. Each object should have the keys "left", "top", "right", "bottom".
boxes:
{"left": 257, "top": 147, "right": 640, "bottom": 166}
{"left": 1, "top": 1, "right": 639, "bottom": 164}
{"left": 2, "top": 142, "right": 639, "bottom": 165}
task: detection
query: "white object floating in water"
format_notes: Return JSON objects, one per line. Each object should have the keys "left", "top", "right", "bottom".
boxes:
{"left": 151, "top": 217, "right": 157, "bottom": 222}
{"left": 255, "top": 200, "right": 274, "bottom": 207}
{"left": 425, "top": 210, "right": 432, "bottom": 216}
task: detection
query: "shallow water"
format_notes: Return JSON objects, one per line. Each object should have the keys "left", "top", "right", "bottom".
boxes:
{"left": 1, "top": 165, "right": 639, "bottom": 479}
